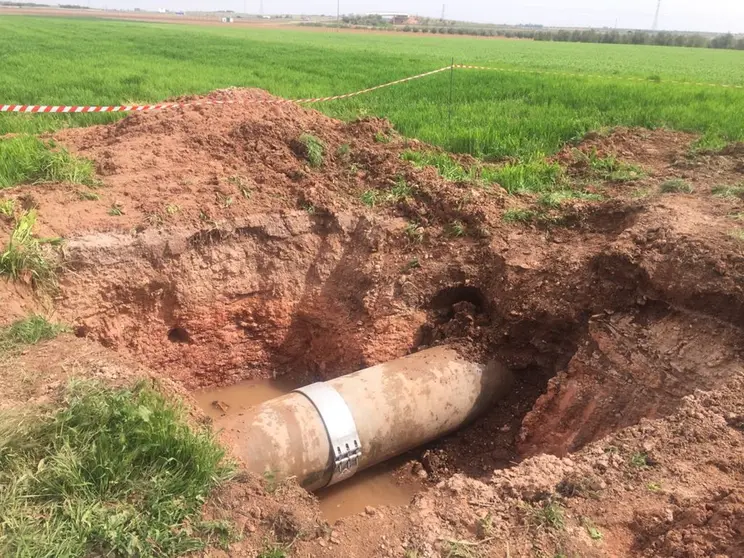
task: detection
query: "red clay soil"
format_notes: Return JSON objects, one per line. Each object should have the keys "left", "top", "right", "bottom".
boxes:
{"left": 1, "top": 90, "right": 744, "bottom": 557}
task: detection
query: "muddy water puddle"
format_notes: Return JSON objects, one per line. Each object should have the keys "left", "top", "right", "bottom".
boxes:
{"left": 195, "top": 377, "right": 297, "bottom": 418}
{"left": 195, "top": 378, "right": 423, "bottom": 522}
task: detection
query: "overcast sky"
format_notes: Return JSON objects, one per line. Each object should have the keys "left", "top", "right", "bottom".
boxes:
{"left": 91, "top": 0, "right": 744, "bottom": 33}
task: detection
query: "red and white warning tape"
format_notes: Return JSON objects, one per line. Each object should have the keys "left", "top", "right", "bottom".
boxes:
{"left": 0, "top": 100, "right": 228, "bottom": 113}
{"left": 0, "top": 65, "right": 451, "bottom": 114}
{"left": 294, "top": 65, "right": 451, "bottom": 103}
{"left": 2, "top": 62, "right": 741, "bottom": 114}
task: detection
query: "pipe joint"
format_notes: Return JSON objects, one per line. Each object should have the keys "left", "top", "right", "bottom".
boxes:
{"left": 295, "top": 382, "right": 362, "bottom": 487}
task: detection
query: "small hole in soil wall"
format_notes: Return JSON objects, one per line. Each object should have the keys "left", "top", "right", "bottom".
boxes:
{"left": 74, "top": 325, "right": 90, "bottom": 338}
{"left": 430, "top": 285, "right": 486, "bottom": 319}
{"left": 167, "top": 327, "right": 192, "bottom": 344}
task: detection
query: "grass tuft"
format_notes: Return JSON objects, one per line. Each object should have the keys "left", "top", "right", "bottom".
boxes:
{"left": 77, "top": 189, "right": 100, "bottom": 201}
{"left": 712, "top": 184, "right": 744, "bottom": 199}
{"left": 0, "top": 135, "right": 95, "bottom": 189}
{"left": 538, "top": 190, "right": 602, "bottom": 208}
{"left": 299, "top": 133, "right": 325, "bottom": 168}
{"left": 631, "top": 187, "right": 653, "bottom": 199}
{"left": 374, "top": 131, "right": 390, "bottom": 143}
{"left": 581, "top": 150, "right": 645, "bottom": 182}
{"left": 360, "top": 189, "right": 379, "bottom": 207}
{"left": 630, "top": 451, "right": 651, "bottom": 468}
{"left": 258, "top": 543, "right": 288, "bottom": 558}
{"left": 228, "top": 175, "right": 252, "bottom": 199}
{"left": 404, "top": 221, "right": 424, "bottom": 243}
{"left": 582, "top": 518, "right": 603, "bottom": 541}
{"left": 0, "top": 315, "right": 67, "bottom": 353}
{"left": 729, "top": 228, "right": 744, "bottom": 242}
{"left": 529, "top": 499, "right": 565, "bottom": 531}
{"left": 448, "top": 220, "right": 466, "bottom": 237}
{"left": 262, "top": 470, "right": 278, "bottom": 494}
{"left": 503, "top": 208, "right": 537, "bottom": 223}
{"left": 216, "top": 192, "right": 233, "bottom": 209}
{"left": 443, "top": 540, "right": 479, "bottom": 558}
{"left": 0, "top": 199, "right": 15, "bottom": 217}
{"left": 402, "top": 149, "right": 564, "bottom": 194}
{"left": 660, "top": 178, "right": 694, "bottom": 194}
{"left": 389, "top": 177, "right": 414, "bottom": 201}
{"left": 360, "top": 178, "right": 415, "bottom": 208}
{"left": 481, "top": 159, "right": 564, "bottom": 194}
{"left": 476, "top": 512, "right": 494, "bottom": 539}
{"left": 300, "top": 201, "right": 316, "bottom": 215}
{"left": 0, "top": 380, "right": 234, "bottom": 558}
{"left": 401, "top": 150, "right": 475, "bottom": 182}
{"left": 402, "top": 258, "right": 420, "bottom": 272}
{"left": 0, "top": 210, "right": 57, "bottom": 289}
{"left": 336, "top": 143, "right": 351, "bottom": 158}
{"left": 108, "top": 203, "right": 123, "bottom": 216}
{"left": 689, "top": 133, "right": 729, "bottom": 154}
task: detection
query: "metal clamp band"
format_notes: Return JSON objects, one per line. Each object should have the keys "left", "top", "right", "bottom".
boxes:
{"left": 294, "top": 382, "right": 362, "bottom": 487}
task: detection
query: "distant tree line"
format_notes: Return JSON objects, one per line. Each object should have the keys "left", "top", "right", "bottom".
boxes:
{"left": 341, "top": 14, "right": 391, "bottom": 27}
{"left": 308, "top": 17, "right": 744, "bottom": 51}
{"left": 0, "top": 1, "right": 90, "bottom": 6}
{"left": 0, "top": 1, "right": 51, "bottom": 6}
{"left": 532, "top": 29, "right": 744, "bottom": 50}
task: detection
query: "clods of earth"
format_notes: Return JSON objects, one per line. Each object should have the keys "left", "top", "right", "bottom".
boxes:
{"left": 1, "top": 88, "right": 743, "bottom": 557}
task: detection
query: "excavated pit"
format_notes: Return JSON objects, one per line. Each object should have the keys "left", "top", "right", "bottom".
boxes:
{"left": 3, "top": 90, "right": 743, "bottom": 539}
{"left": 58, "top": 216, "right": 572, "bottom": 486}
{"left": 53, "top": 202, "right": 744, "bottom": 514}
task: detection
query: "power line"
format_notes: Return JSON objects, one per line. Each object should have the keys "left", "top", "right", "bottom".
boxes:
{"left": 652, "top": 0, "right": 661, "bottom": 31}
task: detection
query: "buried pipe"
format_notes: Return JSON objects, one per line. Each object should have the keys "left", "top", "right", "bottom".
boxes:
{"left": 221, "top": 346, "right": 513, "bottom": 491}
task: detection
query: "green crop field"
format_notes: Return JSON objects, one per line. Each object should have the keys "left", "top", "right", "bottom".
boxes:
{"left": 1, "top": 15, "right": 744, "bottom": 160}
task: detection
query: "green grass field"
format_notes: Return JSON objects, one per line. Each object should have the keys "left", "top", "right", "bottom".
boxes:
{"left": 1, "top": 15, "right": 744, "bottom": 160}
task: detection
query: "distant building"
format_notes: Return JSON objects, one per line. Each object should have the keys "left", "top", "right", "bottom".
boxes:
{"left": 221, "top": 16, "right": 234, "bottom": 22}
{"left": 368, "top": 12, "right": 411, "bottom": 25}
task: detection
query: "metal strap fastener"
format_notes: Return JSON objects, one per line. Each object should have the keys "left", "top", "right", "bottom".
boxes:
{"left": 294, "top": 382, "right": 362, "bottom": 487}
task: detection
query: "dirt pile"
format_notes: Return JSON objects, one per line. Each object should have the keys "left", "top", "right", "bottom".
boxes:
{"left": 1, "top": 90, "right": 744, "bottom": 557}
{"left": 3, "top": 88, "right": 500, "bottom": 238}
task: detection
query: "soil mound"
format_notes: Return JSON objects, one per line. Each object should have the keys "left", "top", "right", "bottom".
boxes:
{"left": 26, "top": 88, "right": 501, "bottom": 238}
